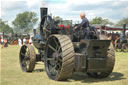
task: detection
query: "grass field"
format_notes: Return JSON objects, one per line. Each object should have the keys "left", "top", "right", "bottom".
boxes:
{"left": 1, "top": 45, "right": 128, "bottom": 85}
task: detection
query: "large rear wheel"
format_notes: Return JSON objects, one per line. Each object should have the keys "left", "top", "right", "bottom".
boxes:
{"left": 44, "top": 35, "right": 75, "bottom": 81}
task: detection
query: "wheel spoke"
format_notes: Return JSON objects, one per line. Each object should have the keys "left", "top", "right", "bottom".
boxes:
{"left": 58, "top": 53, "right": 62, "bottom": 61}
{"left": 26, "top": 60, "right": 30, "bottom": 69}
{"left": 22, "top": 59, "right": 26, "bottom": 66}
{"left": 57, "top": 46, "right": 61, "bottom": 52}
{"left": 25, "top": 48, "right": 29, "bottom": 55}
{"left": 53, "top": 38, "right": 59, "bottom": 49}
{"left": 49, "top": 65, "right": 56, "bottom": 73}
{"left": 48, "top": 44, "right": 57, "bottom": 52}
{"left": 47, "top": 58, "right": 54, "bottom": 61}
{"left": 49, "top": 61, "right": 55, "bottom": 66}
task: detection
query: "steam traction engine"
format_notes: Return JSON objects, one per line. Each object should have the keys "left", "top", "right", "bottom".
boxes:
{"left": 115, "top": 24, "right": 128, "bottom": 52}
{"left": 19, "top": 8, "right": 115, "bottom": 81}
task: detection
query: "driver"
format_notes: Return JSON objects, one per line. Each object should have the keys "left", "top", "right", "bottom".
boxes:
{"left": 75, "top": 12, "right": 89, "bottom": 29}
{"left": 75, "top": 12, "right": 90, "bottom": 38}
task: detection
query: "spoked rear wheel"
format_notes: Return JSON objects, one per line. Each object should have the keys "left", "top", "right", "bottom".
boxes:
{"left": 45, "top": 35, "right": 75, "bottom": 81}
{"left": 19, "top": 44, "right": 36, "bottom": 72}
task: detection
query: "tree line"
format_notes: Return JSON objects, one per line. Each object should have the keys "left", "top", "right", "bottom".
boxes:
{"left": 0, "top": 11, "right": 128, "bottom": 34}
{"left": 0, "top": 11, "right": 38, "bottom": 35}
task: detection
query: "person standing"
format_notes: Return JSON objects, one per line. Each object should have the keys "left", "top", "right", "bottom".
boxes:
{"left": 1, "top": 38, "right": 4, "bottom": 48}
{"left": 23, "top": 38, "right": 26, "bottom": 45}
{"left": 18, "top": 38, "right": 22, "bottom": 46}
{"left": 4, "top": 39, "right": 8, "bottom": 47}
{"left": 29, "top": 38, "right": 32, "bottom": 45}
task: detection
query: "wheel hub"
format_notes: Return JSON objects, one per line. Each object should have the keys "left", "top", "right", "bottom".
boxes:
{"left": 51, "top": 52, "right": 62, "bottom": 70}
{"left": 52, "top": 52, "right": 61, "bottom": 63}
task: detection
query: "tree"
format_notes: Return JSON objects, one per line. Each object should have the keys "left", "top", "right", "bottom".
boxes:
{"left": 53, "top": 16, "right": 72, "bottom": 25}
{"left": 0, "top": 19, "right": 13, "bottom": 33}
{"left": 116, "top": 18, "right": 128, "bottom": 26}
{"left": 53, "top": 16, "right": 63, "bottom": 25}
{"left": 12, "top": 11, "right": 38, "bottom": 34}
{"left": 90, "top": 17, "right": 114, "bottom": 25}
{"left": 53, "top": 16, "right": 63, "bottom": 21}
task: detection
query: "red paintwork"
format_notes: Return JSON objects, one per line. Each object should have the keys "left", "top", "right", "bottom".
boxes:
{"left": 64, "top": 25, "right": 70, "bottom": 29}
{"left": 58, "top": 24, "right": 71, "bottom": 29}
{"left": 58, "top": 24, "right": 65, "bottom": 28}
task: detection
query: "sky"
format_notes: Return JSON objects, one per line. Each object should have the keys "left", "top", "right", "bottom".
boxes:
{"left": 0, "top": 0, "right": 128, "bottom": 28}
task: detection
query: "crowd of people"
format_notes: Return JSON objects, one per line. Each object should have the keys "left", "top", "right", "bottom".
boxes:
{"left": 0, "top": 36, "right": 33, "bottom": 48}
{"left": 18, "top": 38, "right": 32, "bottom": 46}
{"left": 0, "top": 38, "right": 8, "bottom": 48}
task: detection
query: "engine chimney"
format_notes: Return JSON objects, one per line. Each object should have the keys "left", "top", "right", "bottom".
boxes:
{"left": 40, "top": 7, "right": 48, "bottom": 20}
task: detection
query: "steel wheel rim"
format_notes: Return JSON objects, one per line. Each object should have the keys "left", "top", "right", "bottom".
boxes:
{"left": 45, "top": 36, "right": 62, "bottom": 79}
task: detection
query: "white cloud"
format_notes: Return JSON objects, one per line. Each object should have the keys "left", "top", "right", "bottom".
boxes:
{"left": 65, "top": 0, "right": 104, "bottom": 5}
{"left": 122, "top": 7, "right": 128, "bottom": 17}
{"left": 26, "top": 0, "right": 41, "bottom": 8}
{"left": 0, "top": 1, "right": 1, "bottom": 17}
{"left": 1, "top": 0, "right": 128, "bottom": 26}
{"left": 46, "top": 0, "right": 128, "bottom": 20}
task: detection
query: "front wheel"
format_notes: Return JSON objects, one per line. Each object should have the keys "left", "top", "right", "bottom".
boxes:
{"left": 19, "top": 44, "right": 36, "bottom": 72}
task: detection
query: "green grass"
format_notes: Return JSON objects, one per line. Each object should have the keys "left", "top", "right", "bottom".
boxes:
{"left": 1, "top": 45, "right": 128, "bottom": 85}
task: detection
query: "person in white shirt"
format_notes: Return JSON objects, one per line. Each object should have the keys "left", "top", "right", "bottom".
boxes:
{"left": 23, "top": 38, "right": 26, "bottom": 45}
{"left": 18, "top": 38, "right": 22, "bottom": 46}
{"left": 1, "top": 38, "right": 4, "bottom": 45}
{"left": 1, "top": 38, "right": 4, "bottom": 48}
